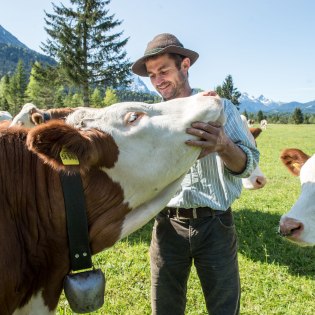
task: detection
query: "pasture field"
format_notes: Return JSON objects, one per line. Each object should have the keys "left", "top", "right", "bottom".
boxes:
{"left": 57, "top": 124, "right": 315, "bottom": 315}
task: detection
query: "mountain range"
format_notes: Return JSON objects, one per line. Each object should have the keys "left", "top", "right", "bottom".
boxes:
{"left": 238, "top": 93, "right": 315, "bottom": 114}
{"left": 0, "top": 24, "right": 314, "bottom": 113}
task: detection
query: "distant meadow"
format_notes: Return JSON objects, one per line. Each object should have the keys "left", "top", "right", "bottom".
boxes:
{"left": 57, "top": 124, "right": 315, "bottom": 315}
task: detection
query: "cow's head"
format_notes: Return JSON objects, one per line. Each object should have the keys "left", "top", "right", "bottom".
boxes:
{"left": 10, "top": 103, "right": 79, "bottom": 129}
{"left": 10, "top": 103, "right": 39, "bottom": 127}
{"left": 27, "top": 93, "right": 225, "bottom": 238}
{"left": 279, "top": 148, "right": 315, "bottom": 246}
{"left": 240, "top": 115, "right": 266, "bottom": 190}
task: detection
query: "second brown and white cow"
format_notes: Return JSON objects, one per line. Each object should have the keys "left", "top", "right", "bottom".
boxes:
{"left": 260, "top": 119, "right": 268, "bottom": 130}
{"left": 240, "top": 115, "right": 266, "bottom": 189}
{"left": 9, "top": 103, "right": 76, "bottom": 128}
{"left": 279, "top": 148, "right": 315, "bottom": 246}
{"left": 0, "top": 92, "right": 225, "bottom": 315}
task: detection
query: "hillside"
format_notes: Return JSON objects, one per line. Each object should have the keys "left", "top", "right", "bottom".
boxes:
{"left": 0, "top": 24, "right": 27, "bottom": 48}
{"left": 0, "top": 25, "right": 55, "bottom": 76}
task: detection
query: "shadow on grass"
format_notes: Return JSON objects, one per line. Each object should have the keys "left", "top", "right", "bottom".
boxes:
{"left": 121, "top": 219, "right": 154, "bottom": 245}
{"left": 234, "top": 208, "right": 315, "bottom": 277}
{"left": 123, "top": 210, "right": 315, "bottom": 277}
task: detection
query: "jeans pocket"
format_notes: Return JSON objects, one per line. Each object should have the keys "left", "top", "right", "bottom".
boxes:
{"left": 217, "top": 211, "right": 235, "bottom": 229}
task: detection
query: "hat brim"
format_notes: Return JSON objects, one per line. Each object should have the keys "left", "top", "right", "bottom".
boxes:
{"left": 131, "top": 45, "right": 199, "bottom": 77}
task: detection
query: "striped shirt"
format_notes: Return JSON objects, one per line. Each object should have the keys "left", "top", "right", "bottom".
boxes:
{"left": 167, "top": 91, "right": 260, "bottom": 211}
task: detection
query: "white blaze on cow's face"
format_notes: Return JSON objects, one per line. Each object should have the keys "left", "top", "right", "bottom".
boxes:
{"left": 10, "top": 103, "right": 38, "bottom": 128}
{"left": 279, "top": 149, "right": 315, "bottom": 246}
{"left": 66, "top": 93, "right": 225, "bottom": 236}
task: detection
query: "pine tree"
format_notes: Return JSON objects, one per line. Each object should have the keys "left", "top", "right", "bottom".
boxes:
{"left": 15, "top": 60, "right": 28, "bottom": 104}
{"left": 103, "top": 87, "right": 118, "bottom": 106}
{"left": 242, "top": 110, "right": 248, "bottom": 119}
{"left": 215, "top": 74, "right": 241, "bottom": 106}
{"left": 42, "top": 0, "right": 131, "bottom": 106}
{"left": 26, "top": 62, "right": 44, "bottom": 106}
{"left": 27, "top": 62, "right": 75, "bottom": 108}
{"left": 91, "top": 87, "right": 103, "bottom": 107}
{"left": 291, "top": 107, "right": 304, "bottom": 124}
{"left": 257, "top": 110, "right": 264, "bottom": 123}
{"left": 8, "top": 60, "right": 28, "bottom": 114}
{"left": 0, "top": 75, "right": 11, "bottom": 111}
{"left": 26, "top": 63, "right": 55, "bottom": 108}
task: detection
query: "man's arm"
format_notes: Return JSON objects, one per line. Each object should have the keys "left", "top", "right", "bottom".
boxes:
{"left": 185, "top": 121, "right": 247, "bottom": 174}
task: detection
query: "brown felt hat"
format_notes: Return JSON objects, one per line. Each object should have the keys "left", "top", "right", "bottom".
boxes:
{"left": 131, "top": 33, "right": 199, "bottom": 77}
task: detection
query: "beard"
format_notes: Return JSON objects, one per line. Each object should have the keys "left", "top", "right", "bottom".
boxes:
{"left": 157, "top": 71, "right": 188, "bottom": 101}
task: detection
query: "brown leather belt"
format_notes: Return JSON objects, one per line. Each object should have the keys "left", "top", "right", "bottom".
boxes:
{"left": 163, "top": 207, "right": 231, "bottom": 219}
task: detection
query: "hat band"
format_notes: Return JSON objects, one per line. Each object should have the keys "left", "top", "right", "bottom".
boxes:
{"left": 144, "top": 47, "right": 164, "bottom": 56}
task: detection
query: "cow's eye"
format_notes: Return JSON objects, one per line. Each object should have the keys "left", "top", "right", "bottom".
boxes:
{"left": 129, "top": 112, "right": 138, "bottom": 123}
{"left": 125, "top": 112, "right": 143, "bottom": 125}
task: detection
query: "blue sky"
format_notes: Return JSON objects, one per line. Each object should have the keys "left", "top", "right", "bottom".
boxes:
{"left": 1, "top": 0, "right": 314, "bottom": 102}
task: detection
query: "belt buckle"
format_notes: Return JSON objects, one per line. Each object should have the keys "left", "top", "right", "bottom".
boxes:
{"left": 176, "top": 208, "right": 180, "bottom": 219}
{"left": 192, "top": 208, "right": 197, "bottom": 219}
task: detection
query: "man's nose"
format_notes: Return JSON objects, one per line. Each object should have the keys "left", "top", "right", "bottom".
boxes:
{"left": 155, "top": 75, "right": 164, "bottom": 86}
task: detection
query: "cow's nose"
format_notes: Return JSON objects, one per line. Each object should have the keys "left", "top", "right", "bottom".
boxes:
{"left": 279, "top": 217, "right": 304, "bottom": 237}
{"left": 254, "top": 176, "right": 267, "bottom": 189}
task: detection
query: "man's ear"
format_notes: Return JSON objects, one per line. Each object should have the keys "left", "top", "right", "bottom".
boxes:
{"left": 181, "top": 57, "right": 191, "bottom": 71}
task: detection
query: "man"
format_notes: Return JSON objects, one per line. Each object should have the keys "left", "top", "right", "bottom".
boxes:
{"left": 132, "top": 33, "right": 259, "bottom": 315}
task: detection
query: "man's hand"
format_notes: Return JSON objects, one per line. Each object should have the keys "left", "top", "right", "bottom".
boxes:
{"left": 185, "top": 121, "right": 228, "bottom": 158}
{"left": 185, "top": 121, "right": 247, "bottom": 173}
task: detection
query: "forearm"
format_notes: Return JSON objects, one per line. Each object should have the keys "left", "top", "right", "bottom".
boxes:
{"left": 218, "top": 138, "right": 247, "bottom": 174}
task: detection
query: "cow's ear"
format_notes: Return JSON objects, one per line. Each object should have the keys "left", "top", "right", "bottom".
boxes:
{"left": 31, "top": 112, "right": 44, "bottom": 125}
{"left": 280, "top": 148, "right": 310, "bottom": 176}
{"left": 27, "top": 120, "right": 118, "bottom": 173}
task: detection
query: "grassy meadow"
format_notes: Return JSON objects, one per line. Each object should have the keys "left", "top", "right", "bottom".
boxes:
{"left": 57, "top": 124, "right": 315, "bottom": 315}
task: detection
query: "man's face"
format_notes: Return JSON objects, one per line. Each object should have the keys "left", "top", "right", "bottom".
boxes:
{"left": 145, "top": 54, "right": 190, "bottom": 100}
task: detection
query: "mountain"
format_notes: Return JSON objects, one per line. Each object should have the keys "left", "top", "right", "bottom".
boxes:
{"left": 120, "top": 74, "right": 156, "bottom": 94}
{"left": 239, "top": 92, "right": 315, "bottom": 114}
{"left": 0, "top": 25, "right": 28, "bottom": 49}
{"left": 0, "top": 25, "right": 55, "bottom": 76}
{"left": 127, "top": 74, "right": 151, "bottom": 93}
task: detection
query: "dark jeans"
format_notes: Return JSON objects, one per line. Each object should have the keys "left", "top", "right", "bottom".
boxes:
{"left": 150, "top": 209, "right": 240, "bottom": 315}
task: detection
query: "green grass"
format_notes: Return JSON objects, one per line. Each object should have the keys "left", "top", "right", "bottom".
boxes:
{"left": 57, "top": 124, "right": 315, "bottom": 315}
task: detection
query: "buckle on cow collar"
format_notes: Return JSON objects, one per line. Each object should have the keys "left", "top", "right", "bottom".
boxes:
{"left": 64, "top": 268, "right": 106, "bottom": 313}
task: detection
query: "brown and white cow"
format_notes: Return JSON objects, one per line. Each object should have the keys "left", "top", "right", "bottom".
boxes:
{"left": 247, "top": 118, "right": 254, "bottom": 127}
{"left": 240, "top": 115, "right": 266, "bottom": 189}
{"left": 9, "top": 103, "right": 76, "bottom": 128}
{"left": 260, "top": 119, "right": 268, "bottom": 130}
{"left": 0, "top": 92, "right": 225, "bottom": 314}
{"left": 279, "top": 148, "right": 315, "bottom": 246}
